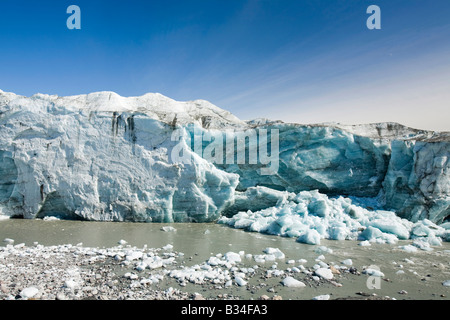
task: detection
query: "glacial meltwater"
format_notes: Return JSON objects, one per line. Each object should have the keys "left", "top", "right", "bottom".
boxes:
{"left": 1, "top": 218, "right": 449, "bottom": 300}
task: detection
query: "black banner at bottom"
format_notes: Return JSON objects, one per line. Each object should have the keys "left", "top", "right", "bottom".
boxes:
{"left": 0, "top": 299, "right": 442, "bottom": 319}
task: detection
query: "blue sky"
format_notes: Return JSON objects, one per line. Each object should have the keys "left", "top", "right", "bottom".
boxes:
{"left": 0, "top": 0, "right": 449, "bottom": 131}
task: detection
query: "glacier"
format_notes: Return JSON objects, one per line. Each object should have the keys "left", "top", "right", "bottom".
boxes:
{"left": 0, "top": 89, "right": 449, "bottom": 244}
{"left": 0, "top": 90, "right": 241, "bottom": 222}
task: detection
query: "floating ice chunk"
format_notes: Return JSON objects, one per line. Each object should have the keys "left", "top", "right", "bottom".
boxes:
{"left": 363, "top": 268, "right": 385, "bottom": 277}
{"left": 287, "top": 259, "right": 295, "bottom": 264}
{"left": 135, "top": 261, "right": 147, "bottom": 271}
{"left": 312, "top": 294, "right": 330, "bottom": 300}
{"left": 161, "top": 226, "right": 177, "bottom": 232}
{"left": 0, "top": 207, "right": 10, "bottom": 221}
{"left": 234, "top": 276, "right": 247, "bottom": 286}
{"left": 367, "top": 216, "right": 410, "bottom": 240}
{"left": 43, "top": 216, "right": 60, "bottom": 221}
{"left": 162, "top": 257, "right": 175, "bottom": 266}
{"left": 207, "top": 257, "right": 221, "bottom": 266}
{"left": 314, "top": 268, "right": 333, "bottom": 280}
{"left": 443, "top": 280, "right": 450, "bottom": 287}
{"left": 224, "top": 251, "right": 242, "bottom": 264}
{"left": 412, "top": 224, "right": 431, "bottom": 237}
{"left": 358, "top": 240, "right": 371, "bottom": 246}
{"left": 147, "top": 259, "right": 163, "bottom": 270}
{"left": 126, "top": 251, "right": 144, "bottom": 261}
{"left": 124, "top": 272, "right": 139, "bottom": 280}
{"left": 398, "top": 244, "right": 418, "bottom": 253}
{"left": 249, "top": 217, "right": 274, "bottom": 233}
{"left": 359, "top": 226, "right": 398, "bottom": 244}
{"left": 118, "top": 239, "right": 127, "bottom": 245}
{"left": 411, "top": 219, "right": 446, "bottom": 239}
{"left": 412, "top": 240, "right": 433, "bottom": 251}
{"left": 264, "top": 247, "right": 285, "bottom": 259}
{"left": 414, "top": 235, "right": 442, "bottom": 249}
{"left": 162, "top": 244, "right": 173, "bottom": 251}
{"left": 341, "top": 259, "right": 353, "bottom": 266}
{"left": 282, "top": 276, "right": 306, "bottom": 288}
{"left": 113, "top": 253, "right": 123, "bottom": 261}
{"left": 234, "top": 218, "right": 254, "bottom": 229}
{"left": 3, "top": 238, "right": 14, "bottom": 245}
{"left": 297, "top": 229, "right": 321, "bottom": 245}
{"left": 267, "top": 269, "right": 284, "bottom": 277}
{"left": 253, "top": 255, "right": 266, "bottom": 263}
{"left": 145, "top": 275, "right": 163, "bottom": 285}
{"left": 315, "top": 246, "right": 333, "bottom": 254}
{"left": 328, "top": 226, "right": 349, "bottom": 240}
{"left": 264, "top": 254, "right": 276, "bottom": 262}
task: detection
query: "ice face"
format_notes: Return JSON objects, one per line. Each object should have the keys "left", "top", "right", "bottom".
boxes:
{"left": 0, "top": 91, "right": 239, "bottom": 222}
{"left": 0, "top": 90, "right": 449, "bottom": 228}
{"left": 215, "top": 124, "right": 391, "bottom": 197}
{"left": 383, "top": 139, "right": 450, "bottom": 223}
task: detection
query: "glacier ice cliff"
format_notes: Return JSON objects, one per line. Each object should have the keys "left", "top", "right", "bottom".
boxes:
{"left": 383, "top": 139, "right": 450, "bottom": 223}
{"left": 0, "top": 89, "right": 449, "bottom": 235}
{"left": 0, "top": 90, "right": 240, "bottom": 222}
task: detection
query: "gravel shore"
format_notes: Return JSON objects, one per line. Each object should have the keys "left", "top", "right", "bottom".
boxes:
{"left": 0, "top": 240, "right": 361, "bottom": 300}
{"left": 1, "top": 235, "right": 449, "bottom": 301}
{"left": 0, "top": 241, "right": 199, "bottom": 300}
